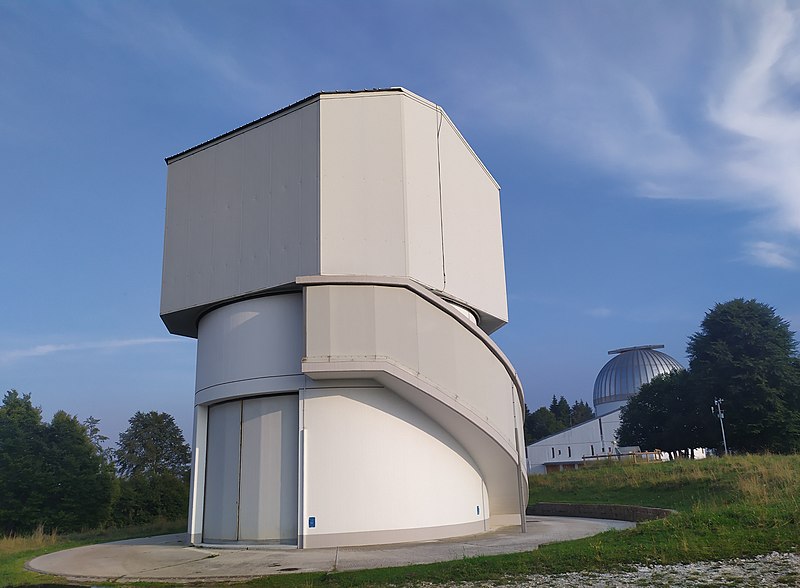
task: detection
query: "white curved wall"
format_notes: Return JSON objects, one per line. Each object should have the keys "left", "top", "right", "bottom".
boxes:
{"left": 195, "top": 294, "right": 303, "bottom": 405}
{"left": 302, "top": 386, "right": 488, "bottom": 547}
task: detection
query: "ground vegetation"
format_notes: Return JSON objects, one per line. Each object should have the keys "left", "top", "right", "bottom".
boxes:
{"left": 5, "top": 454, "right": 797, "bottom": 587}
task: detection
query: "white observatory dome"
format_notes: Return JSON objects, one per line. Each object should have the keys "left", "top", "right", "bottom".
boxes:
{"left": 592, "top": 345, "right": 683, "bottom": 416}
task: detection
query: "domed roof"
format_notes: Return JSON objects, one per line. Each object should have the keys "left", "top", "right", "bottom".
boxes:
{"left": 593, "top": 345, "right": 683, "bottom": 408}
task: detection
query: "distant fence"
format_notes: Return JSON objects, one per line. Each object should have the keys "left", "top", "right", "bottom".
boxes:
{"left": 582, "top": 450, "right": 664, "bottom": 463}
{"left": 526, "top": 502, "right": 675, "bottom": 522}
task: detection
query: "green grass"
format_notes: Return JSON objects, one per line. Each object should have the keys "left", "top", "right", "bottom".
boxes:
{"left": 3, "top": 455, "right": 799, "bottom": 587}
{"left": 0, "top": 518, "right": 186, "bottom": 587}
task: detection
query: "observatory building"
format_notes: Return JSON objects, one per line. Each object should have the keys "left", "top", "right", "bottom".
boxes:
{"left": 161, "top": 88, "right": 527, "bottom": 548}
{"left": 527, "top": 345, "right": 683, "bottom": 474}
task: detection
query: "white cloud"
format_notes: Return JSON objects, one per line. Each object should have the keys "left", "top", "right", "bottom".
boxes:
{"left": 708, "top": 1, "right": 800, "bottom": 233}
{"left": 0, "top": 338, "right": 181, "bottom": 364}
{"left": 742, "top": 241, "right": 796, "bottom": 269}
{"left": 452, "top": 1, "right": 800, "bottom": 243}
{"left": 585, "top": 307, "right": 613, "bottom": 318}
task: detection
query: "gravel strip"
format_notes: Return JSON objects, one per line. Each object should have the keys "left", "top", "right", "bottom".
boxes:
{"left": 446, "top": 552, "right": 800, "bottom": 587}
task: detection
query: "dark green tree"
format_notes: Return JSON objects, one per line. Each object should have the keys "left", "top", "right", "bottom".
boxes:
{"left": 687, "top": 298, "right": 800, "bottom": 453}
{"left": 525, "top": 406, "right": 564, "bottom": 443}
{"left": 570, "top": 400, "right": 594, "bottom": 425}
{"left": 44, "top": 411, "right": 116, "bottom": 531}
{"left": 0, "top": 391, "right": 116, "bottom": 533}
{"left": 617, "top": 370, "right": 709, "bottom": 455}
{"left": 114, "top": 411, "right": 190, "bottom": 525}
{"left": 549, "top": 395, "right": 572, "bottom": 427}
{"left": 116, "top": 411, "right": 190, "bottom": 480}
{"left": 0, "top": 391, "right": 49, "bottom": 533}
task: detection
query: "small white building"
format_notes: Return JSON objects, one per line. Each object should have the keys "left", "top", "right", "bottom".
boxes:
{"left": 527, "top": 345, "right": 683, "bottom": 474}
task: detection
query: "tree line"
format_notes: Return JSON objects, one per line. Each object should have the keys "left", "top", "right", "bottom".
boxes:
{"left": 524, "top": 395, "right": 594, "bottom": 445}
{"left": 0, "top": 391, "right": 190, "bottom": 534}
{"left": 618, "top": 299, "right": 800, "bottom": 456}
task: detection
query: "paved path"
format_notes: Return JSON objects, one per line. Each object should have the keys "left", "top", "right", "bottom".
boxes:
{"left": 27, "top": 516, "right": 634, "bottom": 584}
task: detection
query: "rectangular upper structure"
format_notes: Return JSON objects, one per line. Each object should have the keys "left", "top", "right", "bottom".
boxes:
{"left": 161, "top": 88, "right": 508, "bottom": 337}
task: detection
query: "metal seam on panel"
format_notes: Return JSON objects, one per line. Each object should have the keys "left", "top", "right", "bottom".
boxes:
{"left": 195, "top": 374, "right": 305, "bottom": 396}
{"left": 436, "top": 107, "right": 447, "bottom": 290}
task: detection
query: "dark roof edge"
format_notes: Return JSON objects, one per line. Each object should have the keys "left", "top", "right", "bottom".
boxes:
{"left": 165, "top": 88, "right": 404, "bottom": 164}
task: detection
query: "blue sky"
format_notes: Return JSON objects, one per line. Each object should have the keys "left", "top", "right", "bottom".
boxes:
{"left": 1, "top": 1, "right": 798, "bottom": 444}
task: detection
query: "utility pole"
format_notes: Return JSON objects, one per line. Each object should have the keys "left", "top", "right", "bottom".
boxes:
{"left": 711, "top": 398, "right": 729, "bottom": 456}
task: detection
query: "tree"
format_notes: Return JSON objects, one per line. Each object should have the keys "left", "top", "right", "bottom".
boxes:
{"left": 0, "top": 390, "right": 49, "bottom": 533}
{"left": 618, "top": 299, "right": 800, "bottom": 455}
{"left": 524, "top": 396, "right": 595, "bottom": 444}
{"left": 44, "top": 411, "right": 116, "bottom": 531}
{"left": 687, "top": 299, "right": 800, "bottom": 453}
{"left": 549, "top": 395, "right": 571, "bottom": 427}
{"left": 0, "top": 391, "right": 115, "bottom": 533}
{"left": 525, "top": 406, "right": 564, "bottom": 443}
{"left": 570, "top": 400, "right": 594, "bottom": 425}
{"left": 114, "top": 411, "right": 191, "bottom": 525}
{"left": 116, "top": 411, "right": 190, "bottom": 480}
{"left": 617, "top": 370, "right": 709, "bottom": 456}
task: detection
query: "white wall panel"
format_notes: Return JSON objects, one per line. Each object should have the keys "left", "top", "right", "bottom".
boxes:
{"left": 327, "top": 285, "right": 376, "bottom": 358}
{"left": 438, "top": 118, "right": 508, "bottom": 324}
{"left": 319, "top": 94, "right": 407, "bottom": 277}
{"left": 401, "top": 96, "right": 445, "bottom": 290}
{"left": 203, "top": 400, "right": 242, "bottom": 542}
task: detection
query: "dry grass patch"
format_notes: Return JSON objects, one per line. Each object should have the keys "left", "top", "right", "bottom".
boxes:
{"left": 0, "top": 525, "right": 59, "bottom": 555}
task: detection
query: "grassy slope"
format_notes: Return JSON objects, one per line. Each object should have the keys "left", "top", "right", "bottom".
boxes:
{"left": 3, "top": 456, "right": 799, "bottom": 587}
{"left": 235, "top": 455, "right": 800, "bottom": 587}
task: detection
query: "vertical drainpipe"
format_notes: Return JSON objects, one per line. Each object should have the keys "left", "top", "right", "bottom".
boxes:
{"left": 512, "top": 385, "right": 528, "bottom": 533}
{"left": 188, "top": 403, "right": 208, "bottom": 545}
{"left": 298, "top": 389, "right": 306, "bottom": 549}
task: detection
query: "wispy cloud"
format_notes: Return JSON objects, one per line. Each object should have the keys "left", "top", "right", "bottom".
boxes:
{"left": 742, "top": 241, "right": 796, "bottom": 269}
{"left": 453, "top": 1, "right": 800, "bottom": 251}
{"left": 74, "top": 3, "right": 279, "bottom": 110}
{"left": 585, "top": 307, "right": 613, "bottom": 319}
{"left": 0, "top": 338, "right": 181, "bottom": 364}
{"left": 707, "top": 2, "right": 800, "bottom": 233}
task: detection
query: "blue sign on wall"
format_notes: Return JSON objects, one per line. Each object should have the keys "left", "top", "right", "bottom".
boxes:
{"left": 308, "top": 516, "right": 316, "bottom": 528}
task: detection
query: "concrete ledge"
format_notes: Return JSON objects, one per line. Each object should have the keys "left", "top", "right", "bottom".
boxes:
{"left": 527, "top": 502, "right": 675, "bottom": 522}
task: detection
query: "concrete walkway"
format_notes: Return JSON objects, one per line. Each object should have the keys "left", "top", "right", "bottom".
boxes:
{"left": 27, "top": 516, "right": 634, "bottom": 584}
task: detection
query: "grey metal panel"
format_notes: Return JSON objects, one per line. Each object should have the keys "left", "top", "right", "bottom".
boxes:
{"left": 203, "top": 400, "right": 242, "bottom": 542}
{"left": 161, "top": 100, "right": 320, "bottom": 334}
{"left": 239, "top": 395, "right": 299, "bottom": 543}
